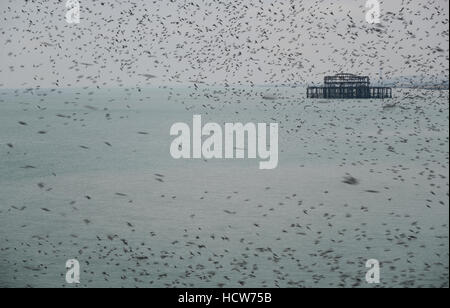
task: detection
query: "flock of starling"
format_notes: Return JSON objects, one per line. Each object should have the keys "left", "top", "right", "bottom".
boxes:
{"left": 0, "top": 0, "right": 448, "bottom": 288}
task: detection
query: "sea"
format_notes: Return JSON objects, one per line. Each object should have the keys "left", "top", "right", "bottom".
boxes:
{"left": 0, "top": 86, "right": 448, "bottom": 288}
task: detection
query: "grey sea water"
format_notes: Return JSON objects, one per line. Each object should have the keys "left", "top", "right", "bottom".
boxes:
{"left": 0, "top": 87, "right": 448, "bottom": 288}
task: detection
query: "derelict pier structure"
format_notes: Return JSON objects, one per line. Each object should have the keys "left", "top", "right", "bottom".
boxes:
{"left": 307, "top": 73, "right": 392, "bottom": 99}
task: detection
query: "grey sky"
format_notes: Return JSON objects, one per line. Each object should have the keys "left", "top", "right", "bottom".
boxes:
{"left": 0, "top": 0, "right": 448, "bottom": 88}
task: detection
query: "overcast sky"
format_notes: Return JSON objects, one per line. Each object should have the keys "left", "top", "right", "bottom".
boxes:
{"left": 0, "top": 0, "right": 448, "bottom": 88}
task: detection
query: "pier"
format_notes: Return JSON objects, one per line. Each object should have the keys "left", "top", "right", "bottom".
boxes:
{"left": 307, "top": 73, "right": 392, "bottom": 99}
